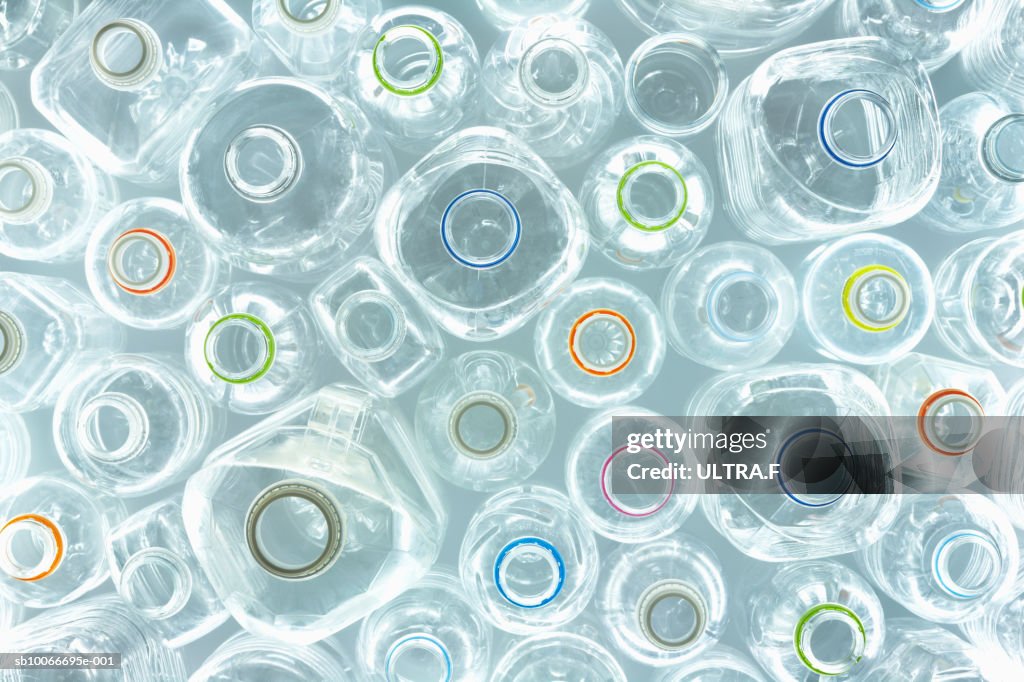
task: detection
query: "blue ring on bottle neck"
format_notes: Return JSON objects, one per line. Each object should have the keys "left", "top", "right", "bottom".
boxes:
{"left": 493, "top": 536, "right": 565, "bottom": 609}
{"left": 384, "top": 634, "right": 453, "bottom": 682}
{"left": 775, "top": 427, "right": 854, "bottom": 507}
{"left": 440, "top": 188, "right": 522, "bottom": 269}
{"left": 818, "top": 89, "right": 897, "bottom": 169}
{"left": 913, "top": 0, "right": 964, "bottom": 11}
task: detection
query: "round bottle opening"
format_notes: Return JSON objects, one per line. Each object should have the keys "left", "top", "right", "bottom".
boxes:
{"left": 917, "top": 389, "right": 985, "bottom": 456}
{"left": 601, "top": 445, "right": 674, "bottom": 517}
{"left": 441, "top": 189, "right": 521, "bottom": 269}
{"left": 932, "top": 530, "right": 1002, "bottom": 599}
{"left": 913, "top": 0, "right": 966, "bottom": 11}
{"left": 373, "top": 24, "right": 444, "bottom": 96}
{"left": 0, "top": 158, "right": 52, "bottom": 224}
{"left": 617, "top": 160, "right": 688, "bottom": 232}
{"left": 448, "top": 391, "right": 519, "bottom": 460}
{"left": 107, "top": 228, "right": 177, "bottom": 296}
{"left": 569, "top": 308, "right": 637, "bottom": 377}
{"left": 983, "top": 114, "right": 1024, "bottom": 183}
{"left": 775, "top": 428, "right": 855, "bottom": 507}
{"left": 384, "top": 634, "right": 453, "bottom": 682}
{"left": 0, "top": 311, "right": 24, "bottom": 376}
{"left": 204, "top": 313, "right": 277, "bottom": 384}
{"left": 519, "top": 37, "right": 590, "bottom": 106}
{"left": 119, "top": 548, "right": 193, "bottom": 620}
{"left": 224, "top": 125, "right": 303, "bottom": 202}
{"left": 335, "top": 290, "right": 407, "bottom": 362}
{"left": 705, "top": 271, "right": 778, "bottom": 343}
{"left": 794, "top": 603, "right": 867, "bottom": 676}
{"left": 637, "top": 580, "right": 707, "bottom": 651}
{"left": 818, "top": 89, "right": 898, "bottom": 169}
{"left": 76, "top": 392, "right": 151, "bottom": 463}
{"left": 493, "top": 536, "right": 565, "bottom": 609}
{"left": 0, "top": 514, "right": 64, "bottom": 582}
{"left": 90, "top": 19, "right": 163, "bottom": 90}
{"left": 276, "top": 0, "right": 340, "bottom": 32}
{"left": 842, "top": 264, "right": 911, "bottom": 333}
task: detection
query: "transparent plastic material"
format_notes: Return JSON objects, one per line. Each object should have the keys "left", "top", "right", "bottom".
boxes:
{"left": 460, "top": 485, "right": 598, "bottom": 634}
{"left": 0, "top": 474, "right": 125, "bottom": 608}
{"left": 374, "top": 127, "right": 588, "bottom": 341}
{"left": 566, "top": 407, "right": 697, "bottom": 543}
{"left": 0, "top": 128, "right": 118, "bottom": 262}
{"left": 252, "top": 0, "right": 379, "bottom": 82}
{"left": 662, "top": 242, "right": 797, "bottom": 371}
{"left": 481, "top": 16, "right": 623, "bottom": 169}
{"left": 476, "top": 0, "right": 591, "bottom": 29}
{"left": 624, "top": 33, "right": 727, "bottom": 138}
{"left": 415, "top": 350, "right": 555, "bottom": 492}
{"left": 53, "top": 353, "right": 223, "bottom": 496}
{"left": 0, "top": 595, "right": 22, "bottom": 633}
{"left": 0, "top": 82, "right": 17, "bottom": 134}
{"left": 491, "top": 632, "right": 627, "bottom": 682}
{"left": 185, "top": 281, "right": 320, "bottom": 415}
{"left": 310, "top": 256, "right": 444, "bottom": 398}
{"left": 534, "top": 277, "right": 665, "bottom": 407}
{"left": 0, "top": 0, "right": 78, "bottom": 70}
{"left": 182, "top": 77, "right": 393, "bottom": 279}
{"left": 182, "top": 384, "right": 446, "bottom": 644}
{"left": 580, "top": 135, "right": 713, "bottom": 270}
{"left": 859, "top": 494, "right": 1018, "bottom": 623}
{"left": 357, "top": 569, "right": 493, "bottom": 682}
{"left": 961, "top": 0, "right": 1024, "bottom": 103}
{"left": 105, "top": 498, "right": 228, "bottom": 648}
{"left": 31, "top": 0, "right": 263, "bottom": 183}
{"left": 192, "top": 633, "right": 363, "bottom": 682}
{"left": 0, "top": 273, "right": 125, "bottom": 413}
{"left": 746, "top": 561, "right": 884, "bottom": 681}
{"left": 349, "top": 6, "right": 480, "bottom": 152}
{"left": 800, "top": 233, "right": 933, "bottom": 365}
{"left": 860, "top": 618, "right": 991, "bottom": 681}
{"left": 718, "top": 37, "right": 941, "bottom": 244}
{"left": 961, "top": 584, "right": 1024, "bottom": 673}
{"left": 0, "top": 412, "right": 30, "bottom": 488}
{"left": 920, "top": 92, "right": 1024, "bottom": 233}
{"left": 598, "top": 536, "right": 727, "bottom": 666}
{"left": 86, "top": 198, "right": 223, "bottom": 330}
{"left": 659, "top": 645, "right": 768, "bottom": 682}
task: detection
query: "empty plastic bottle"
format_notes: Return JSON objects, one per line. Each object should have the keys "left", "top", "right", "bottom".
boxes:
{"left": 185, "top": 281, "right": 320, "bottom": 415}
{"left": 858, "top": 617, "right": 993, "bottom": 681}
{"left": 415, "top": 350, "right": 555, "bottom": 492}
{"left": 961, "top": 0, "right": 1024, "bottom": 103}
{"left": 0, "top": 412, "right": 29, "bottom": 488}
{"left": 252, "top": 0, "right": 379, "bottom": 82}
{"left": 374, "top": 126, "right": 588, "bottom": 340}
{"left": 310, "top": 255, "right": 444, "bottom": 398}
{"left": 182, "top": 77, "right": 394, "bottom": 279}
{"left": 192, "top": 632, "right": 363, "bottom": 682}
{"left": 746, "top": 561, "right": 885, "bottom": 681}
{"left": 348, "top": 6, "right": 480, "bottom": 153}
{"left": 920, "top": 92, "right": 1024, "bottom": 233}
{"left": 718, "top": 37, "right": 941, "bottom": 244}
{"left": 0, "top": 81, "right": 18, "bottom": 134}
{"left": 0, "top": 0, "right": 78, "bottom": 70}
{"left": 0, "top": 128, "right": 118, "bottom": 262}
{"left": 662, "top": 241, "right": 798, "bottom": 371}
{"left": 481, "top": 16, "right": 623, "bottom": 170}
{"left": 0, "top": 273, "right": 125, "bottom": 413}
{"left": 183, "top": 384, "right": 446, "bottom": 644}
{"left": 357, "top": 569, "right": 493, "bottom": 682}
{"left": 460, "top": 485, "right": 598, "bottom": 634}
{"left": 580, "top": 135, "right": 713, "bottom": 271}
{"left": 476, "top": 0, "right": 591, "bottom": 29}
{"left": 491, "top": 632, "right": 627, "bottom": 682}
{"left": 660, "top": 645, "right": 768, "bottom": 682}
{"left": 106, "top": 498, "right": 228, "bottom": 648}
{"left": 0, "top": 474, "right": 125, "bottom": 608}
{"left": 535, "top": 277, "right": 665, "bottom": 408}
{"left": 598, "top": 536, "right": 727, "bottom": 666}
{"left": 86, "top": 198, "right": 223, "bottom": 330}
{"left": 961, "top": 583, "right": 1024, "bottom": 673}
{"left": 800, "top": 233, "right": 934, "bottom": 365}
{"left": 53, "top": 353, "right": 223, "bottom": 497}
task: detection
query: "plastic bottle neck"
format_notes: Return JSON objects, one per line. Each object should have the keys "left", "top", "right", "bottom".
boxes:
{"left": 0, "top": 310, "right": 24, "bottom": 375}
{"left": 76, "top": 392, "right": 151, "bottom": 463}
{"left": 204, "top": 313, "right": 277, "bottom": 384}
{"left": 224, "top": 125, "right": 303, "bottom": 202}
{"left": 373, "top": 24, "right": 444, "bottom": 96}
{"left": 794, "top": 603, "right": 867, "bottom": 676}
{"left": 818, "top": 89, "right": 898, "bottom": 169}
{"left": 0, "top": 514, "right": 64, "bottom": 582}
{"left": 637, "top": 579, "right": 707, "bottom": 651}
{"left": 983, "top": 114, "right": 1024, "bottom": 183}
{"left": 930, "top": 530, "right": 1003, "bottom": 599}
{"left": 90, "top": 19, "right": 163, "bottom": 90}
{"left": 519, "top": 37, "right": 589, "bottom": 107}
{"left": 335, "top": 290, "right": 407, "bottom": 362}
{"left": 276, "top": 0, "right": 341, "bottom": 33}
{"left": 0, "top": 157, "right": 53, "bottom": 225}
{"left": 107, "top": 228, "right": 177, "bottom": 296}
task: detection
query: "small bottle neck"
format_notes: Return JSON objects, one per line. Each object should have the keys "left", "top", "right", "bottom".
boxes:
{"left": 90, "top": 19, "right": 163, "bottom": 90}
{"left": 204, "top": 313, "right": 277, "bottom": 384}
{"left": 842, "top": 264, "right": 912, "bottom": 333}
{"left": 0, "top": 514, "right": 64, "bottom": 582}
{"left": 0, "top": 310, "right": 24, "bottom": 375}
{"left": 373, "top": 24, "right": 444, "bottom": 96}
{"left": 224, "top": 125, "right": 303, "bottom": 203}
{"left": 983, "top": 114, "right": 1024, "bottom": 183}
{"left": 107, "top": 228, "right": 177, "bottom": 296}
{"left": 705, "top": 271, "right": 778, "bottom": 342}
{"left": 118, "top": 548, "right": 193, "bottom": 620}
{"left": 818, "top": 89, "right": 898, "bottom": 169}
{"left": 335, "top": 290, "right": 407, "bottom": 362}
{"left": 76, "top": 392, "right": 151, "bottom": 463}
{"left": 637, "top": 579, "right": 707, "bottom": 651}
{"left": 519, "top": 37, "right": 589, "bottom": 107}
{"left": 493, "top": 536, "right": 565, "bottom": 608}
{"left": 917, "top": 389, "right": 985, "bottom": 456}
{"left": 448, "top": 390, "right": 519, "bottom": 460}
{"left": 794, "top": 603, "right": 867, "bottom": 676}
{"left": 931, "top": 530, "right": 1002, "bottom": 599}
{"left": 0, "top": 157, "right": 53, "bottom": 225}
{"left": 385, "top": 635, "right": 453, "bottom": 682}
{"left": 569, "top": 308, "right": 636, "bottom": 376}
{"left": 276, "top": 0, "right": 341, "bottom": 33}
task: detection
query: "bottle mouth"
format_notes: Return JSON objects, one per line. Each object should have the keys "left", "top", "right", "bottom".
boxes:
{"left": 245, "top": 480, "right": 345, "bottom": 580}
{"left": 107, "top": 228, "right": 177, "bottom": 296}
{"left": 335, "top": 290, "right": 407, "bottom": 362}
{"left": 224, "top": 125, "right": 303, "bottom": 203}
{"left": 775, "top": 428, "right": 855, "bottom": 507}
{"left": 90, "top": 19, "right": 163, "bottom": 90}
{"left": 705, "top": 271, "right": 778, "bottom": 343}
{"left": 913, "top": 0, "right": 966, "bottom": 11}
{"left": 447, "top": 390, "right": 519, "bottom": 460}
{"left": 917, "top": 389, "right": 985, "bottom": 456}
{"left": 0, "top": 514, "right": 64, "bottom": 582}
{"left": 0, "top": 158, "right": 53, "bottom": 225}
{"left": 842, "top": 264, "right": 912, "bottom": 333}
{"left": 384, "top": 634, "right": 453, "bottom": 682}
{"left": 0, "top": 310, "right": 24, "bottom": 376}
{"left": 518, "top": 37, "right": 590, "bottom": 106}
{"left": 440, "top": 189, "right": 522, "bottom": 269}
{"left": 204, "top": 313, "right": 277, "bottom": 384}
{"left": 276, "top": 0, "right": 340, "bottom": 32}
{"left": 617, "top": 160, "right": 689, "bottom": 232}
{"left": 794, "top": 603, "right": 867, "bottom": 676}
{"left": 982, "top": 114, "right": 1024, "bottom": 183}
{"left": 601, "top": 445, "right": 675, "bottom": 517}
{"left": 76, "top": 392, "right": 151, "bottom": 463}
{"left": 493, "top": 536, "right": 565, "bottom": 609}
{"left": 637, "top": 580, "right": 707, "bottom": 651}
{"left": 931, "top": 530, "right": 1002, "bottom": 599}
{"left": 373, "top": 24, "right": 444, "bottom": 96}
{"left": 118, "top": 547, "right": 193, "bottom": 620}
{"left": 818, "top": 89, "right": 898, "bottom": 169}
{"left": 569, "top": 308, "right": 637, "bottom": 377}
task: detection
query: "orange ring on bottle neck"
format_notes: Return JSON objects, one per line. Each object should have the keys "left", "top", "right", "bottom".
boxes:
{"left": 568, "top": 308, "right": 637, "bottom": 377}
{"left": 0, "top": 513, "right": 64, "bottom": 582}
{"left": 107, "top": 228, "right": 177, "bottom": 296}
{"left": 916, "top": 388, "right": 985, "bottom": 456}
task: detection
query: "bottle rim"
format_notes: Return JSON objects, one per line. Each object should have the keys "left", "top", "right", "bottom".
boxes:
{"left": 982, "top": 114, "right": 1024, "bottom": 184}
{"left": 841, "top": 264, "right": 912, "bottom": 333}
{"left": 616, "top": 160, "right": 689, "bottom": 233}
{"left": 118, "top": 547, "right": 194, "bottom": 620}
{"left": 440, "top": 188, "right": 522, "bottom": 269}
{"left": 0, "top": 513, "right": 64, "bottom": 582}
{"left": 224, "top": 125, "right": 304, "bottom": 203}
{"left": 107, "top": 228, "right": 177, "bottom": 296}
{"left": 276, "top": 0, "right": 341, "bottom": 33}
{"left": 518, "top": 36, "right": 590, "bottom": 107}
{"left": 447, "top": 390, "right": 519, "bottom": 460}
{"left": 793, "top": 602, "right": 867, "bottom": 676}
{"left": 335, "top": 289, "right": 407, "bottom": 362}
{"left": 75, "top": 391, "right": 151, "bottom": 463}
{"left": 373, "top": 24, "right": 445, "bottom": 96}
{"left": 89, "top": 19, "right": 163, "bottom": 90}
{"left": 705, "top": 270, "right": 779, "bottom": 343}
{"left": 568, "top": 308, "right": 637, "bottom": 377}
{"left": 384, "top": 634, "right": 454, "bottom": 682}
{"left": 204, "top": 313, "right": 277, "bottom": 385}
{"left": 493, "top": 536, "right": 565, "bottom": 609}
{"left": 0, "top": 310, "right": 24, "bottom": 376}
{"left": 636, "top": 579, "right": 708, "bottom": 651}
{"left": 0, "top": 157, "right": 53, "bottom": 225}
{"left": 916, "top": 388, "right": 985, "bottom": 456}
{"left": 818, "top": 89, "right": 898, "bottom": 169}
{"left": 931, "top": 530, "right": 1002, "bottom": 599}
{"left": 774, "top": 427, "right": 854, "bottom": 507}
{"left": 600, "top": 444, "right": 675, "bottom": 517}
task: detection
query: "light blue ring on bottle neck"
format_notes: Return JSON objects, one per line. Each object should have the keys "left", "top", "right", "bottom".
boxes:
{"left": 384, "top": 634, "right": 453, "bottom": 682}
{"left": 818, "top": 89, "right": 898, "bottom": 169}
{"left": 775, "top": 428, "right": 855, "bottom": 507}
{"left": 932, "top": 530, "right": 1001, "bottom": 600}
{"left": 440, "top": 189, "right": 522, "bottom": 269}
{"left": 493, "top": 536, "right": 565, "bottom": 609}
{"left": 913, "top": 0, "right": 965, "bottom": 12}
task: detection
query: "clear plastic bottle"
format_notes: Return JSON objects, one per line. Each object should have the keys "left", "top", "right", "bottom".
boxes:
{"left": 919, "top": 92, "right": 1024, "bottom": 233}
{"left": 415, "top": 350, "right": 555, "bottom": 492}
{"left": 746, "top": 561, "right": 885, "bottom": 681}
{"left": 310, "top": 255, "right": 444, "bottom": 398}
{"left": 357, "top": 569, "right": 493, "bottom": 682}
{"left": 961, "top": 0, "right": 1024, "bottom": 103}
{"left": 660, "top": 645, "right": 768, "bottom": 682}
{"left": 960, "top": 584, "right": 1024, "bottom": 673}
{"left": 374, "top": 126, "right": 588, "bottom": 341}
{"left": 105, "top": 498, "right": 228, "bottom": 648}
{"left": 859, "top": 494, "right": 1017, "bottom": 623}
{"left": 858, "top": 617, "right": 992, "bottom": 681}
{"left": 53, "top": 353, "right": 223, "bottom": 497}
{"left": 86, "top": 198, "right": 223, "bottom": 330}
{"left": 192, "top": 632, "right": 363, "bottom": 682}
{"left": 182, "top": 77, "right": 393, "bottom": 279}
{"left": 182, "top": 384, "right": 446, "bottom": 644}
{"left": 580, "top": 135, "right": 713, "bottom": 271}
{"left": 0, "top": 412, "right": 30, "bottom": 488}
{"left": 185, "top": 281, "right": 320, "bottom": 415}
{"left": 624, "top": 33, "right": 728, "bottom": 138}
{"left": 460, "top": 485, "right": 598, "bottom": 634}
{"left": 0, "top": 474, "right": 125, "bottom": 608}
{"left": 476, "top": 0, "right": 591, "bottom": 29}
{"left": 800, "top": 233, "right": 934, "bottom": 365}
{"left": 598, "top": 536, "right": 727, "bottom": 666}
{"left": 0, "top": 0, "right": 78, "bottom": 70}
{"left": 31, "top": 0, "right": 263, "bottom": 183}
{"left": 491, "top": 632, "right": 627, "bottom": 682}
{"left": 0, "top": 128, "right": 118, "bottom": 262}
{"left": 481, "top": 16, "right": 623, "bottom": 170}
{"left": 0, "top": 81, "right": 17, "bottom": 134}
{"left": 662, "top": 242, "right": 798, "bottom": 371}
{"left": 348, "top": 6, "right": 480, "bottom": 153}
{"left": 718, "top": 37, "right": 941, "bottom": 244}
{"left": 535, "top": 277, "right": 665, "bottom": 408}
{"left": 252, "top": 0, "right": 379, "bottom": 82}
{"left": 0, "top": 273, "right": 125, "bottom": 413}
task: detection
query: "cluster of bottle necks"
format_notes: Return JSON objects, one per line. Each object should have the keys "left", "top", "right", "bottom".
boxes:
{"left": 1, "top": 0, "right": 1024, "bottom": 680}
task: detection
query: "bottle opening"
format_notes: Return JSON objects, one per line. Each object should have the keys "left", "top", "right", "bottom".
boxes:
{"left": 917, "top": 389, "right": 985, "bottom": 456}
{"left": 224, "top": 125, "right": 302, "bottom": 202}
{"left": 277, "top": 0, "right": 339, "bottom": 31}
{"left": 0, "top": 158, "right": 52, "bottom": 224}
{"left": 706, "top": 271, "right": 778, "bottom": 343}
{"left": 601, "top": 445, "right": 674, "bottom": 517}
{"left": 90, "top": 19, "right": 163, "bottom": 90}
{"left": 335, "top": 290, "right": 407, "bottom": 362}
{"left": 775, "top": 428, "right": 854, "bottom": 507}
{"left": 932, "top": 531, "right": 1002, "bottom": 599}
{"left": 0, "top": 514, "right": 64, "bottom": 582}
{"left": 107, "top": 228, "right": 177, "bottom": 296}
{"left": 983, "top": 114, "right": 1024, "bottom": 183}
{"left": 617, "top": 160, "right": 688, "bottom": 232}
{"left": 77, "top": 392, "right": 150, "bottom": 463}
{"left": 384, "top": 634, "right": 453, "bottom": 682}
{"left": 818, "top": 89, "right": 898, "bottom": 169}
{"left": 493, "top": 536, "right": 565, "bottom": 608}
{"left": 913, "top": 0, "right": 966, "bottom": 11}
{"left": 441, "top": 189, "right": 522, "bottom": 269}
{"left": 204, "top": 313, "right": 277, "bottom": 384}
{"left": 373, "top": 24, "right": 444, "bottom": 96}
{"left": 519, "top": 37, "right": 589, "bottom": 106}
{"left": 637, "top": 580, "right": 707, "bottom": 651}
{"left": 119, "top": 548, "right": 193, "bottom": 620}
{"left": 569, "top": 309, "right": 637, "bottom": 377}
{"left": 0, "top": 311, "right": 24, "bottom": 376}
{"left": 245, "top": 480, "right": 344, "bottom": 580}
{"left": 448, "top": 391, "right": 519, "bottom": 460}
{"left": 842, "top": 264, "right": 911, "bottom": 333}
{"left": 794, "top": 603, "right": 866, "bottom": 676}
